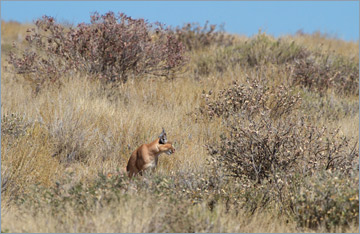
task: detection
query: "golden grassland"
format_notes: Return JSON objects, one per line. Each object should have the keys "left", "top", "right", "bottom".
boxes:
{"left": 1, "top": 20, "right": 359, "bottom": 233}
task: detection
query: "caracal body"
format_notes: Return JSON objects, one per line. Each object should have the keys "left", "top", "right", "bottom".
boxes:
{"left": 126, "top": 129, "right": 175, "bottom": 178}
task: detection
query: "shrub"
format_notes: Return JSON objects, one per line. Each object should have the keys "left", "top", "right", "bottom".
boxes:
{"left": 240, "top": 32, "right": 310, "bottom": 66}
{"left": 290, "top": 170, "right": 359, "bottom": 230}
{"left": 299, "top": 90, "right": 359, "bottom": 122}
{"left": 172, "top": 21, "right": 235, "bottom": 51}
{"left": 191, "top": 33, "right": 310, "bottom": 77}
{"left": 214, "top": 32, "right": 310, "bottom": 68}
{"left": 10, "top": 170, "right": 229, "bottom": 232}
{"left": 293, "top": 53, "right": 359, "bottom": 95}
{"left": 199, "top": 76, "right": 359, "bottom": 229}
{"left": 14, "top": 169, "right": 230, "bottom": 216}
{"left": 200, "top": 78, "right": 300, "bottom": 120}
{"left": 1, "top": 113, "right": 32, "bottom": 141}
{"left": 8, "top": 12, "right": 186, "bottom": 93}
{"left": 190, "top": 32, "right": 359, "bottom": 95}
{"left": 203, "top": 78, "right": 358, "bottom": 183}
{"left": 192, "top": 47, "right": 233, "bottom": 76}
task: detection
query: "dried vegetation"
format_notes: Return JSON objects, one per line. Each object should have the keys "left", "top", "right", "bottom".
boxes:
{"left": 1, "top": 13, "right": 359, "bottom": 233}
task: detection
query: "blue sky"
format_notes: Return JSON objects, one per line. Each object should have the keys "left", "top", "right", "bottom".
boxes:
{"left": 1, "top": 1, "right": 359, "bottom": 41}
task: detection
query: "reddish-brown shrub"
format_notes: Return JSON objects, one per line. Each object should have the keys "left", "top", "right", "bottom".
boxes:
{"left": 8, "top": 12, "right": 186, "bottom": 92}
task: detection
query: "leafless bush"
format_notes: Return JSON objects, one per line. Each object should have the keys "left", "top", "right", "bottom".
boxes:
{"left": 200, "top": 78, "right": 300, "bottom": 120}
{"left": 202, "top": 78, "right": 358, "bottom": 184}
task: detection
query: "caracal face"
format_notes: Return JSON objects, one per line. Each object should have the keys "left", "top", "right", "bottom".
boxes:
{"left": 126, "top": 128, "right": 175, "bottom": 178}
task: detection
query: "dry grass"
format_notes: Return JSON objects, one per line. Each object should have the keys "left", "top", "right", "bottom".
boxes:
{"left": 2, "top": 196, "right": 358, "bottom": 233}
{"left": 1, "top": 69, "right": 225, "bottom": 200}
{"left": 288, "top": 31, "right": 359, "bottom": 59}
{"left": 1, "top": 21, "right": 359, "bottom": 233}
{"left": 1, "top": 20, "right": 32, "bottom": 55}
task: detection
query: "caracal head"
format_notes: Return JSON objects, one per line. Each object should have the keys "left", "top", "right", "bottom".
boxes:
{"left": 159, "top": 128, "right": 175, "bottom": 155}
{"left": 159, "top": 127, "right": 168, "bottom": 144}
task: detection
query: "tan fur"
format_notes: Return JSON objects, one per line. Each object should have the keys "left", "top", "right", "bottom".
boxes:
{"left": 126, "top": 138, "right": 175, "bottom": 178}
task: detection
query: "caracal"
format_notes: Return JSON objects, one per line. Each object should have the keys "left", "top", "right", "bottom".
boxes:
{"left": 126, "top": 128, "right": 175, "bottom": 178}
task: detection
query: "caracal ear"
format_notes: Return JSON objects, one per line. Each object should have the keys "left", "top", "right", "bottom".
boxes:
{"left": 159, "top": 127, "right": 167, "bottom": 144}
